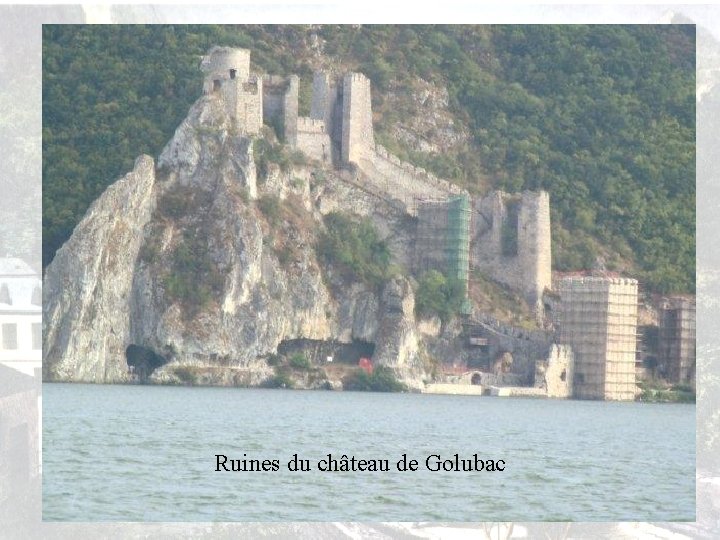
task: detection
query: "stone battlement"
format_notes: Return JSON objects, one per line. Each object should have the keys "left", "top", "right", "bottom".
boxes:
{"left": 367, "top": 144, "right": 462, "bottom": 202}
{"left": 296, "top": 117, "right": 326, "bottom": 133}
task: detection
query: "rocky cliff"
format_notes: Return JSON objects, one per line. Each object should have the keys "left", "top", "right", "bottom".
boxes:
{"left": 43, "top": 88, "right": 430, "bottom": 389}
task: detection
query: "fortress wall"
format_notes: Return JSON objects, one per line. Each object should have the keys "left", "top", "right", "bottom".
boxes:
{"left": 311, "top": 72, "right": 335, "bottom": 126}
{"left": 297, "top": 117, "right": 326, "bottom": 132}
{"left": 371, "top": 145, "right": 460, "bottom": 195}
{"left": 471, "top": 313, "right": 553, "bottom": 383}
{"left": 311, "top": 73, "right": 343, "bottom": 160}
{"left": 261, "top": 76, "right": 285, "bottom": 121}
{"left": 262, "top": 75, "right": 298, "bottom": 145}
{"left": 283, "top": 76, "right": 299, "bottom": 146}
{"left": 353, "top": 144, "right": 462, "bottom": 215}
{"left": 235, "top": 76, "right": 263, "bottom": 135}
{"left": 296, "top": 117, "right": 331, "bottom": 164}
{"left": 262, "top": 90, "right": 284, "bottom": 124}
{"left": 318, "top": 170, "right": 417, "bottom": 270}
{"left": 263, "top": 75, "right": 287, "bottom": 86}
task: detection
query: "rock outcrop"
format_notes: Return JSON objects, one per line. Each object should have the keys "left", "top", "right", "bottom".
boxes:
{"left": 373, "top": 277, "right": 426, "bottom": 390}
{"left": 43, "top": 155, "right": 157, "bottom": 382}
{"left": 43, "top": 83, "right": 429, "bottom": 388}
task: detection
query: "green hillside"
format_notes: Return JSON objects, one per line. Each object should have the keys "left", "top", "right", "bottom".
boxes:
{"left": 42, "top": 24, "right": 695, "bottom": 293}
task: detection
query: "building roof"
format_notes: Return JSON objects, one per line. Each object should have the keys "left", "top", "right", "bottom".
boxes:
{"left": 0, "top": 258, "right": 41, "bottom": 313}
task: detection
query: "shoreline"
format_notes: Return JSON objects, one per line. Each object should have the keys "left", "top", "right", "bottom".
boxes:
{"left": 41, "top": 379, "right": 696, "bottom": 403}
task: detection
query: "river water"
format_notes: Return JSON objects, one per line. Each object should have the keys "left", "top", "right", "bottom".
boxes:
{"left": 42, "top": 383, "right": 694, "bottom": 522}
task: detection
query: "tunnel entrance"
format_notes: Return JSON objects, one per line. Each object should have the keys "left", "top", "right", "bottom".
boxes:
{"left": 276, "top": 339, "right": 375, "bottom": 365}
{"left": 125, "top": 345, "right": 168, "bottom": 382}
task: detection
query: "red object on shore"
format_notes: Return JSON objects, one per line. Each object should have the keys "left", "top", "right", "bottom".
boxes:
{"left": 358, "top": 357, "right": 373, "bottom": 374}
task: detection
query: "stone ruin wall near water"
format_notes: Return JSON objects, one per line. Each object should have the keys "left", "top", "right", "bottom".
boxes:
{"left": 535, "top": 344, "right": 574, "bottom": 398}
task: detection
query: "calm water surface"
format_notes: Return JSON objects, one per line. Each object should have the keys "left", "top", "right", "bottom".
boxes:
{"left": 43, "top": 383, "right": 695, "bottom": 521}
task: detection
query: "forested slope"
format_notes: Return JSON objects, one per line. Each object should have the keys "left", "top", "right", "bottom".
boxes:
{"left": 42, "top": 24, "right": 695, "bottom": 293}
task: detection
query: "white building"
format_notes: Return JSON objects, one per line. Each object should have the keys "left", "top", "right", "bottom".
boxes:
{"left": 0, "top": 258, "right": 41, "bottom": 376}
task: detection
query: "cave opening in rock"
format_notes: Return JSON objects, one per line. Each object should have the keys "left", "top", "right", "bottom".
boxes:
{"left": 276, "top": 339, "right": 375, "bottom": 365}
{"left": 125, "top": 345, "right": 168, "bottom": 382}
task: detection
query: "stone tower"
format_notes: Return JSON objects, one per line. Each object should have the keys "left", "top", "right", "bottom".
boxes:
{"left": 200, "top": 47, "right": 262, "bottom": 135}
{"left": 200, "top": 47, "right": 250, "bottom": 91}
{"left": 518, "top": 191, "right": 552, "bottom": 315}
{"left": 470, "top": 190, "right": 551, "bottom": 318}
{"left": 341, "top": 73, "right": 374, "bottom": 165}
{"left": 262, "top": 74, "right": 299, "bottom": 145}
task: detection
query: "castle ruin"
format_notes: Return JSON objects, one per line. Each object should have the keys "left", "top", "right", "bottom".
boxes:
{"left": 209, "top": 50, "right": 550, "bottom": 309}
{"left": 202, "top": 45, "right": 552, "bottom": 316}
{"left": 202, "top": 47, "right": 376, "bottom": 167}
{"left": 197, "top": 46, "right": 683, "bottom": 402}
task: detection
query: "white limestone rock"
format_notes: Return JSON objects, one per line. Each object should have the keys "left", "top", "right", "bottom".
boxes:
{"left": 43, "top": 90, "right": 427, "bottom": 389}
{"left": 43, "top": 155, "right": 157, "bottom": 382}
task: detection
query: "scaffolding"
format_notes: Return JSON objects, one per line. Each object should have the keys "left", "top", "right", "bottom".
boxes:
{"left": 557, "top": 276, "right": 639, "bottom": 401}
{"left": 659, "top": 296, "right": 696, "bottom": 385}
{"left": 414, "top": 194, "right": 471, "bottom": 310}
{"left": 446, "top": 195, "right": 471, "bottom": 283}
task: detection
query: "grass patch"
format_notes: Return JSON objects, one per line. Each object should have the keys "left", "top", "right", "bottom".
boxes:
{"left": 342, "top": 366, "right": 407, "bottom": 392}
{"left": 415, "top": 270, "right": 465, "bottom": 323}
{"left": 261, "top": 370, "right": 294, "bottom": 389}
{"left": 637, "top": 381, "right": 695, "bottom": 403}
{"left": 258, "top": 194, "right": 282, "bottom": 226}
{"left": 162, "top": 229, "right": 224, "bottom": 316}
{"left": 468, "top": 271, "right": 537, "bottom": 329}
{"left": 317, "top": 212, "right": 392, "bottom": 287}
{"left": 289, "top": 352, "right": 311, "bottom": 370}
